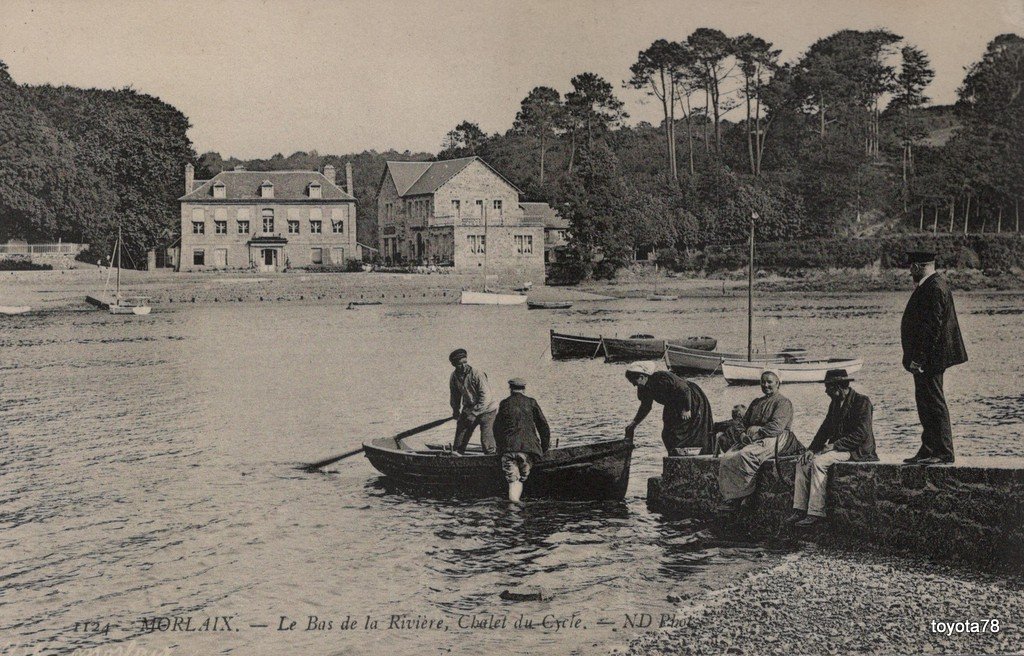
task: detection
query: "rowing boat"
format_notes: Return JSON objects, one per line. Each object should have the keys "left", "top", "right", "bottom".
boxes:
{"left": 362, "top": 436, "right": 633, "bottom": 500}
{"left": 0, "top": 306, "right": 31, "bottom": 315}
{"left": 721, "top": 357, "right": 863, "bottom": 385}
{"left": 550, "top": 330, "right": 605, "bottom": 359}
{"left": 602, "top": 335, "right": 717, "bottom": 362}
{"left": 664, "top": 344, "right": 806, "bottom": 375}
{"left": 527, "top": 300, "right": 574, "bottom": 310}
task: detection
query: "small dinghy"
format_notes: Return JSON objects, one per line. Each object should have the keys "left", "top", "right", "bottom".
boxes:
{"left": 721, "top": 357, "right": 863, "bottom": 385}
{"left": 0, "top": 306, "right": 31, "bottom": 315}
{"left": 527, "top": 300, "right": 573, "bottom": 310}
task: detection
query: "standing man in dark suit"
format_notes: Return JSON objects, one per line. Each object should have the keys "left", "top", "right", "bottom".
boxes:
{"left": 900, "top": 251, "right": 967, "bottom": 465}
{"left": 493, "top": 378, "right": 550, "bottom": 502}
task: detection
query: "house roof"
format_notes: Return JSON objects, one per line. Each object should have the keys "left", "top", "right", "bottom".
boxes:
{"left": 180, "top": 170, "right": 355, "bottom": 202}
{"left": 520, "top": 202, "right": 568, "bottom": 229}
{"left": 382, "top": 156, "right": 522, "bottom": 198}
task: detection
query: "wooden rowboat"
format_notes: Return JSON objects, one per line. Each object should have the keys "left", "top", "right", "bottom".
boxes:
{"left": 0, "top": 306, "right": 31, "bottom": 315}
{"left": 362, "top": 436, "right": 634, "bottom": 500}
{"left": 665, "top": 344, "right": 806, "bottom": 375}
{"left": 721, "top": 357, "right": 863, "bottom": 385}
{"left": 550, "top": 330, "right": 605, "bottom": 359}
{"left": 602, "top": 335, "right": 717, "bottom": 363}
{"left": 528, "top": 300, "right": 573, "bottom": 310}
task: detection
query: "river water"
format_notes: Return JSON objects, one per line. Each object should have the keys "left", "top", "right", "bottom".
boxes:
{"left": 1, "top": 291, "right": 1022, "bottom": 655}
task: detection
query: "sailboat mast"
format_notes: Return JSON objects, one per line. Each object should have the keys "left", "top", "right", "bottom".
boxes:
{"left": 482, "top": 201, "right": 488, "bottom": 291}
{"left": 116, "top": 228, "right": 122, "bottom": 303}
{"left": 747, "top": 216, "right": 755, "bottom": 362}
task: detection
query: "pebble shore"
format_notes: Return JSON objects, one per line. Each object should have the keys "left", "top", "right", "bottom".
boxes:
{"left": 617, "top": 544, "right": 1023, "bottom": 655}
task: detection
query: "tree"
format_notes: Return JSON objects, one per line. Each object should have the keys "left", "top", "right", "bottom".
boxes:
{"left": 564, "top": 73, "right": 627, "bottom": 172}
{"left": 627, "top": 39, "right": 690, "bottom": 182}
{"left": 513, "top": 87, "right": 564, "bottom": 185}
{"left": 890, "top": 45, "right": 935, "bottom": 215}
{"left": 440, "top": 120, "right": 487, "bottom": 158}
{"left": 686, "top": 28, "right": 735, "bottom": 153}
{"left": 734, "top": 34, "right": 781, "bottom": 176}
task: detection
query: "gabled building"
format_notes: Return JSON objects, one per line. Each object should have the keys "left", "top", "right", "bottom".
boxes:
{"left": 376, "top": 157, "right": 545, "bottom": 282}
{"left": 178, "top": 163, "right": 358, "bottom": 272}
{"left": 520, "top": 202, "right": 569, "bottom": 263}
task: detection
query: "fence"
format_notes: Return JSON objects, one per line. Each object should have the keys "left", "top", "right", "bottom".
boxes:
{"left": 0, "top": 243, "right": 87, "bottom": 255}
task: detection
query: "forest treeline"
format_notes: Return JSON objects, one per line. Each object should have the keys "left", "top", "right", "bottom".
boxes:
{"left": 1, "top": 29, "right": 1021, "bottom": 270}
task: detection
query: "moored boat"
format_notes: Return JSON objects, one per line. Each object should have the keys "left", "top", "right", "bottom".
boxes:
{"left": 550, "top": 330, "right": 604, "bottom": 359}
{"left": 602, "top": 334, "right": 717, "bottom": 362}
{"left": 665, "top": 344, "right": 806, "bottom": 375}
{"left": 528, "top": 300, "right": 573, "bottom": 310}
{"left": 460, "top": 290, "right": 527, "bottom": 305}
{"left": 0, "top": 305, "right": 31, "bottom": 315}
{"left": 362, "top": 435, "right": 634, "bottom": 500}
{"left": 721, "top": 357, "right": 863, "bottom": 385}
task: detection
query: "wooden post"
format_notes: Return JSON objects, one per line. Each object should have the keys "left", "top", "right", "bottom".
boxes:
{"left": 933, "top": 205, "right": 939, "bottom": 234}
{"left": 949, "top": 199, "right": 955, "bottom": 233}
{"left": 964, "top": 196, "right": 971, "bottom": 234}
{"left": 919, "top": 205, "right": 924, "bottom": 231}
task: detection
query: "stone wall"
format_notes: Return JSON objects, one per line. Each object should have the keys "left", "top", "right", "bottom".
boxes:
{"left": 648, "top": 456, "right": 1024, "bottom": 570}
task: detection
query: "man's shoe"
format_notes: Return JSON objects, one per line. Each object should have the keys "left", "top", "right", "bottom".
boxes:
{"left": 785, "top": 511, "right": 805, "bottom": 525}
{"left": 902, "top": 455, "right": 923, "bottom": 464}
{"left": 795, "top": 515, "right": 822, "bottom": 528}
{"left": 918, "top": 456, "right": 954, "bottom": 465}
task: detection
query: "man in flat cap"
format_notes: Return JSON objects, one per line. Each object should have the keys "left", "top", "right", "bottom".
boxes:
{"left": 448, "top": 349, "right": 498, "bottom": 455}
{"left": 900, "top": 251, "right": 967, "bottom": 465}
{"left": 787, "top": 369, "right": 877, "bottom": 528}
{"left": 624, "top": 362, "right": 713, "bottom": 455}
{"left": 493, "top": 378, "right": 551, "bottom": 501}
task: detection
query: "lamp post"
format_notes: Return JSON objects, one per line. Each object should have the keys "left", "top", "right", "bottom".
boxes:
{"left": 748, "top": 211, "right": 759, "bottom": 362}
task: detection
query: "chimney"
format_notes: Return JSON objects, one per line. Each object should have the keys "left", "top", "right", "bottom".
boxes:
{"left": 323, "top": 164, "right": 336, "bottom": 185}
{"left": 345, "top": 162, "right": 354, "bottom": 196}
{"left": 184, "top": 163, "right": 194, "bottom": 195}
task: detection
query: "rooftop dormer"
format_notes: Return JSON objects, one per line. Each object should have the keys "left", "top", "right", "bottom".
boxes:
{"left": 308, "top": 181, "right": 322, "bottom": 199}
{"left": 260, "top": 181, "right": 274, "bottom": 199}
{"left": 212, "top": 180, "right": 226, "bottom": 199}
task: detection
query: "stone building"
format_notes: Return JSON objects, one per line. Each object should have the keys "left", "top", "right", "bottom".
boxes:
{"left": 376, "top": 157, "right": 546, "bottom": 282}
{"left": 178, "top": 163, "right": 358, "bottom": 272}
{"left": 520, "top": 202, "right": 569, "bottom": 263}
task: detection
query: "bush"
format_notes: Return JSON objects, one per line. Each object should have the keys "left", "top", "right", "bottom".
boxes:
{"left": 345, "top": 258, "right": 364, "bottom": 272}
{"left": 0, "top": 258, "right": 52, "bottom": 271}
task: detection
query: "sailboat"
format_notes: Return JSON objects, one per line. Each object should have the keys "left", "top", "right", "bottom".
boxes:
{"left": 104, "top": 228, "right": 151, "bottom": 315}
{"left": 460, "top": 201, "right": 527, "bottom": 305}
{"left": 719, "top": 212, "right": 859, "bottom": 385}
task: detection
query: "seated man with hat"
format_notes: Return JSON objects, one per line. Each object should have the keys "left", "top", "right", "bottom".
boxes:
{"left": 448, "top": 348, "right": 498, "bottom": 455}
{"left": 493, "top": 378, "right": 551, "bottom": 501}
{"left": 624, "top": 362, "right": 713, "bottom": 455}
{"left": 788, "top": 368, "right": 878, "bottom": 528}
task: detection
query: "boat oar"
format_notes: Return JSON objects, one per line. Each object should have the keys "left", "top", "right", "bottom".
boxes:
{"left": 299, "top": 417, "right": 454, "bottom": 473}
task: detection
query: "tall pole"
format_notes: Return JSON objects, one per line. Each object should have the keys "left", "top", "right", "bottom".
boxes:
{"left": 748, "top": 212, "right": 757, "bottom": 362}
{"left": 116, "top": 227, "right": 121, "bottom": 303}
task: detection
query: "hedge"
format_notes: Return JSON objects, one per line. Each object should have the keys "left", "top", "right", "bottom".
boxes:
{"left": 698, "top": 234, "right": 1024, "bottom": 273}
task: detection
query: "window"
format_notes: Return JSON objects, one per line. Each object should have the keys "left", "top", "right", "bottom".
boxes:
{"left": 310, "top": 220, "right": 322, "bottom": 234}
{"left": 515, "top": 234, "right": 534, "bottom": 255}
{"left": 193, "top": 249, "right": 205, "bottom": 266}
{"left": 467, "top": 234, "right": 486, "bottom": 254}
{"left": 332, "top": 220, "right": 344, "bottom": 234}
{"left": 288, "top": 220, "right": 300, "bottom": 234}
{"left": 215, "top": 221, "right": 227, "bottom": 234}
{"left": 308, "top": 183, "right": 322, "bottom": 199}
{"left": 237, "top": 220, "right": 250, "bottom": 234}
{"left": 452, "top": 200, "right": 460, "bottom": 218}
{"left": 475, "top": 199, "right": 484, "bottom": 218}
{"left": 260, "top": 182, "right": 274, "bottom": 198}
{"left": 493, "top": 200, "right": 502, "bottom": 214}
{"left": 213, "top": 182, "right": 226, "bottom": 199}
{"left": 192, "top": 221, "right": 205, "bottom": 234}
{"left": 310, "top": 207, "right": 323, "bottom": 221}
{"left": 262, "top": 209, "right": 274, "bottom": 233}
{"left": 311, "top": 248, "right": 323, "bottom": 264}
{"left": 191, "top": 207, "right": 204, "bottom": 222}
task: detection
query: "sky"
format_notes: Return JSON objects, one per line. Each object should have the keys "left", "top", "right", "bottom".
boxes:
{"left": 2, "top": 0, "right": 1022, "bottom": 159}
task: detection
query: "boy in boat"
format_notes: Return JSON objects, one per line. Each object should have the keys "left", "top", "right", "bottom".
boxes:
{"left": 448, "top": 348, "right": 498, "bottom": 455}
{"left": 624, "top": 362, "right": 714, "bottom": 455}
{"left": 787, "top": 368, "right": 877, "bottom": 528}
{"left": 493, "top": 378, "right": 551, "bottom": 502}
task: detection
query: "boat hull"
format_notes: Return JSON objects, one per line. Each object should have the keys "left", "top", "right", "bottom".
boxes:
{"left": 363, "top": 437, "right": 634, "bottom": 500}
{"left": 665, "top": 345, "right": 801, "bottom": 375}
{"left": 528, "top": 301, "right": 573, "bottom": 310}
{"left": 460, "top": 291, "right": 527, "bottom": 305}
{"left": 550, "top": 330, "right": 604, "bottom": 359}
{"left": 0, "top": 306, "right": 31, "bottom": 315}
{"left": 603, "top": 336, "right": 717, "bottom": 363}
{"left": 721, "top": 358, "right": 863, "bottom": 385}
{"left": 109, "top": 304, "right": 151, "bottom": 315}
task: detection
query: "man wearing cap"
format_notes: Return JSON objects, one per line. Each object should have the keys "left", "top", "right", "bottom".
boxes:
{"left": 717, "top": 370, "right": 797, "bottom": 511}
{"left": 787, "top": 369, "right": 877, "bottom": 528}
{"left": 448, "top": 349, "right": 498, "bottom": 455}
{"left": 493, "top": 378, "right": 551, "bottom": 502}
{"left": 624, "top": 362, "right": 714, "bottom": 455}
{"left": 901, "top": 251, "right": 967, "bottom": 465}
